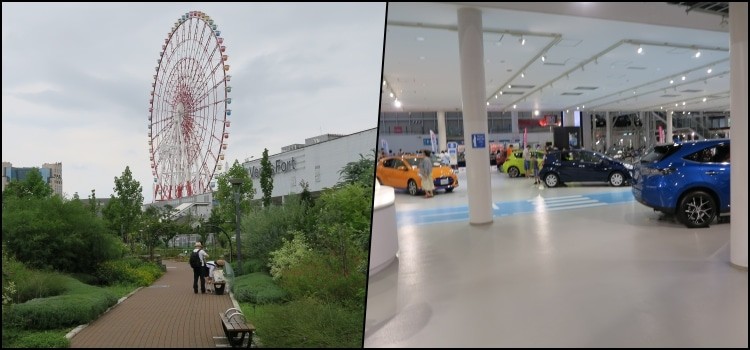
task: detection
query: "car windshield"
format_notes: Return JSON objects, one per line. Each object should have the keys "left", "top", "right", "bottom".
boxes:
{"left": 640, "top": 144, "right": 681, "bottom": 163}
{"left": 403, "top": 157, "right": 423, "bottom": 167}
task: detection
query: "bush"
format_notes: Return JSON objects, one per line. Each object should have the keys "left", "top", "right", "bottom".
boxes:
{"left": 279, "top": 251, "right": 365, "bottom": 308}
{"left": 251, "top": 297, "right": 364, "bottom": 348}
{"left": 7, "top": 275, "right": 118, "bottom": 330}
{"left": 4, "top": 329, "right": 69, "bottom": 348}
{"left": 233, "top": 272, "right": 287, "bottom": 304}
{"left": 13, "top": 270, "right": 69, "bottom": 304}
{"left": 94, "top": 258, "right": 163, "bottom": 286}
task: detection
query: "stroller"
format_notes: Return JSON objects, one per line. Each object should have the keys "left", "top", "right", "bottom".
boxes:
{"left": 207, "top": 259, "right": 227, "bottom": 295}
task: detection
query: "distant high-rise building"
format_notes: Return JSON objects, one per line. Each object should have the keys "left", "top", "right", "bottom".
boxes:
{"left": 1, "top": 161, "right": 63, "bottom": 197}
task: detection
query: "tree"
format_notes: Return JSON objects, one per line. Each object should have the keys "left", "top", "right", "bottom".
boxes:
{"left": 337, "top": 150, "right": 376, "bottom": 187}
{"left": 260, "top": 148, "right": 274, "bottom": 207}
{"left": 87, "top": 189, "right": 100, "bottom": 214}
{"left": 3, "top": 168, "right": 53, "bottom": 200}
{"left": 2, "top": 196, "right": 122, "bottom": 273}
{"left": 214, "top": 160, "right": 255, "bottom": 226}
{"left": 140, "top": 205, "right": 183, "bottom": 260}
{"left": 102, "top": 166, "right": 144, "bottom": 248}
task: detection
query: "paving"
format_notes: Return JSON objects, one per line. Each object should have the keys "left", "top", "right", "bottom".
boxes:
{"left": 69, "top": 259, "right": 242, "bottom": 348}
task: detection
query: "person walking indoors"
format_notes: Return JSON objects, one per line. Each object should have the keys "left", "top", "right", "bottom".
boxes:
{"left": 420, "top": 150, "right": 435, "bottom": 198}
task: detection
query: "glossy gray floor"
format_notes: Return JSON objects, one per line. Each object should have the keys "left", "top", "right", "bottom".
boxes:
{"left": 365, "top": 168, "right": 748, "bottom": 348}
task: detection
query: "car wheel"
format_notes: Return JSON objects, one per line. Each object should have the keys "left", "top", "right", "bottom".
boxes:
{"left": 445, "top": 187, "right": 454, "bottom": 193}
{"left": 544, "top": 173, "right": 559, "bottom": 187}
{"left": 677, "top": 190, "right": 717, "bottom": 228}
{"left": 608, "top": 171, "right": 625, "bottom": 187}
{"left": 407, "top": 179, "right": 419, "bottom": 196}
{"left": 508, "top": 166, "right": 520, "bottom": 178}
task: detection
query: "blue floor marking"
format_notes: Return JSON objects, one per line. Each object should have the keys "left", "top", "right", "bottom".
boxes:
{"left": 397, "top": 190, "right": 635, "bottom": 227}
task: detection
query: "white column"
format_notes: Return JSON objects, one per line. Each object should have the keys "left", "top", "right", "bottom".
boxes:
{"left": 730, "top": 2, "right": 747, "bottom": 269}
{"left": 563, "top": 110, "right": 575, "bottom": 127}
{"left": 666, "top": 110, "right": 673, "bottom": 143}
{"left": 605, "top": 111, "right": 611, "bottom": 150}
{"left": 582, "top": 112, "right": 592, "bottom": 150}
{"left": 511, "top": 111, "right": 519, "bottom": 144}
{"left": 437, "top": 111, "right": 447, "bottom": 152}
{"left": 457, "top": 7, "right": 493, "bottom": 225}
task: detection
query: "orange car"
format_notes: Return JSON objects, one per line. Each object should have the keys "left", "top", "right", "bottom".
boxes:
{"left": 376, "top": 155, "right": 459, "bottom": 195}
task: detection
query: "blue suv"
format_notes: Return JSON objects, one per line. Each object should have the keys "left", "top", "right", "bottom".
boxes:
{"left": 631, "top": 139, "right": 730, "bottom": 228}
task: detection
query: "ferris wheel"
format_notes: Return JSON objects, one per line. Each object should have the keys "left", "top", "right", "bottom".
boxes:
{"left": 148, "top": 11, "right": 231, "bottom": 201}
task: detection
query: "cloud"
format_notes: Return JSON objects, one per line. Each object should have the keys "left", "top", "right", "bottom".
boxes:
{"left": 2, "top": 3, "right": 385, "bottom": 203}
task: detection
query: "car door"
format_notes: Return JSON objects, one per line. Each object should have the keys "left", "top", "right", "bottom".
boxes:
{"left": 557, "top": 150, "right": 584, "bottom": 182}
{"left": 378, "top": 158, "right": 402, "bottom": 188}
{"left": 577, "top": 151, "right": 608, "bottom": 182}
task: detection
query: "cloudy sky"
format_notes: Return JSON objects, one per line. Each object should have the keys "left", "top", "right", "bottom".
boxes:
{"left": 2, "top": 3, "right": 386, "bottom": 203}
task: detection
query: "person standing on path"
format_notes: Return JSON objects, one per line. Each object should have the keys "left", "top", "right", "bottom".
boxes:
{"left": 192, "top": 242, "right": 209, "bottom": 294}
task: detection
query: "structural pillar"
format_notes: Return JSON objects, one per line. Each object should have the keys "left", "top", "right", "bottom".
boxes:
{"left": 605, "top": 111, "right": 611, "bottom": 151}
{"left": 437, "top": 111, "right": 447, "bottom": 152}
{"left": 582, "top": 112, "right": 592, "bottom": 150}
{"left": 730, "top": 2, "right": 747, "bottom": 269}
{"left": 511, "top": 110, "right": 519, "bottom": 144}
{"left": 666, "top": 110, "right": 673, "bottom": 143}
{"left": 457, "top": 7, "right": 492, "bottom": 225}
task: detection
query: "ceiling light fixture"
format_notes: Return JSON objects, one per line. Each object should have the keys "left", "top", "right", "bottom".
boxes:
{"left": 487, "top": 102, "right": 490, "bottom": 106}
{"left": 382, "top": 80, "right": 386, "bottom": 86}
{"left": 521, "top": 72, "right": 525, "bottom": 78}
{"left": 513, "top": 104, "right": 517, "bottom": 109}
{"left": 694, "top": 50, "right": 701, "bottom": 58}
{"left": 703, "top": 97, "right": 707, "bottom": 102}
{"left": 394, "top": 99, "right": 401, "bottom": 108}
{"left": 637, "top": 45, "right": 643, "bottom": 54}
{"left": 682, "top": 101, "right": 686, "bottom": 106}
{"left": 534, "top": 110, "right": 539, "bottom": 116}
{"left": 707, "top": 67, "right": 712, "bottom": 74}
{"left": 508, "top": 84, "right": 512, "bottom": 89}
{"left": 389, "top": 92, "right": 394, "bottom": 98}
{"left": 495, "top": 94, "right": 498, "bottom": 99}
{"left": 520, "top": 36, "right": 525, "bottom": 45}
{"left": 669, "top": 79, "right": 674, "bottom": 84}
{"left": 681, "top": 75, "right": 686, "bottom": 81}
{"left": 499, "top": 91, "right": 503, "bottom": 95}
{"left": 541, "top": 55, "right": 546, "bottom": 62}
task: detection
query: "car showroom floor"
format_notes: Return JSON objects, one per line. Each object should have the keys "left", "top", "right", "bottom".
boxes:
{"left": 364, "top": 167, "right": 748, "bottom": 348}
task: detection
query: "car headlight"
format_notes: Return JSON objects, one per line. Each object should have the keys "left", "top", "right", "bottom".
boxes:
{"left": 624, "top": 163, "right": 633, "bottom": 170}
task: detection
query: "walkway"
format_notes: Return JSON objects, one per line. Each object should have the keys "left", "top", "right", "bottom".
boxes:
{"left": 70, "top": 260, "right": 239, "bottom": 348}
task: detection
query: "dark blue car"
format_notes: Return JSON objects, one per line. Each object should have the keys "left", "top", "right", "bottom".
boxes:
{"left": 539, "top": 149, "right": 633, "bottom": 188}
{"left": 631, "top": 139, "right": 730, "bottom": 228}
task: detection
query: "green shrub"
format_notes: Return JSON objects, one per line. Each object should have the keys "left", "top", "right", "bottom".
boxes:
{"left": 5, "top": 329, "right": 69, "bottom": 348}
{"left": 279, "top": 251, "right": 365, "bottom": 308}
{"left": 233, "top": 272, "right": 287, "bottom": 304}
{"left": 94, "top": 258, "right": 163, "bottom": 286}
{"left": 251, "top": 297, "right": 364, "bottom": 348}
{"left": 13, "top": 270, "right": 69, "bottom": 304}
{"left": 7, "top": 275, "right": 118, "bottom": 330}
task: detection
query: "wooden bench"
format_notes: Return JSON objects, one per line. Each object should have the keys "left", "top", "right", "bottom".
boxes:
{"left": 219, "top": 308, "right": 255, "bottom": 348}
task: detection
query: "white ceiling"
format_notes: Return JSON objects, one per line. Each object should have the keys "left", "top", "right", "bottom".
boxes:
{"left": 381, "top": 2, "right": 731, "bottom": 114}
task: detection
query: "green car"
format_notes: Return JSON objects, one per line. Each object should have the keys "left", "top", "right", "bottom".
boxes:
{"left": 502, "top": 150, "right": 545, "bottom": 178}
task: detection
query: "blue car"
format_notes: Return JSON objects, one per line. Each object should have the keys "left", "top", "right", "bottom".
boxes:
{"left": 539, "top": 149, "right": 633, "bottom": 188}
{"left": 631, "top": 139, "right": 730, "bottom": 228}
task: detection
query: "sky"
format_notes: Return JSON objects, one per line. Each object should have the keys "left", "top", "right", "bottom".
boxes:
{"left": 2, "top": 3, "right": 386, "bottom": 203}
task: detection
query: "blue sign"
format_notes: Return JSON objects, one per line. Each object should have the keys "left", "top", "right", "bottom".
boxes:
{"left": 471, "top": 133, "right": 486, "bottom": 148}
{"left": 423, "top": 138, "right": 432, "bottom": 146}
{"left": 447, "top": 142, "right": 458, "bottom": 150}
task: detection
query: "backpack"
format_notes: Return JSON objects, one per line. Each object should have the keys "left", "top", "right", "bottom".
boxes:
{"left": 189, "top": 250, "right": 202, "bottom": 268}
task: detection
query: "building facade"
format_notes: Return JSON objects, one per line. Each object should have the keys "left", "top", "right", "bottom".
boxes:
{"left": 243, "top": 128, "right": 377, "bottom": 201}
{"left": 2, "top": 161, "right": 63, "bottom": 197}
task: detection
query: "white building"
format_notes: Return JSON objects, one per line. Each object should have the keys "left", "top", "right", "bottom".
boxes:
{"left": 242, "top": 128, "right": 377, "bottom": 202}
